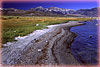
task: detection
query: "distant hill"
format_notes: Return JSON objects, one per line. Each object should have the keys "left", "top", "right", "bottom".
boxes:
{"left": 1, "top": 6, "right": 99, "bottom": 17}
{"left": 74, "top": 8, "right": 99, "bottom": 17}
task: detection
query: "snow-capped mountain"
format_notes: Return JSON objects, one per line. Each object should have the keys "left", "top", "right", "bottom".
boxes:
{"left": 2, "top": 6, "right": 99, "bottom": 17}
{"left": 30, "top": 6, "right": 75, "bottom": 14}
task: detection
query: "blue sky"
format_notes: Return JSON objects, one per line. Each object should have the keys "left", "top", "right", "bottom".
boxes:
{"left": 2, "top": 1, "right": 98, "bottom": 10}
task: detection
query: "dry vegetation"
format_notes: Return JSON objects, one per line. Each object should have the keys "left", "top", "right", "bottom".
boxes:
{"left": 2, "top": 16, "right": 94, "bottom": 43}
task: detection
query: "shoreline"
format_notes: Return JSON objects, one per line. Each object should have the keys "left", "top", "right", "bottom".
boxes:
{"left": 2, "top": 21, "right": 85, "bottom": 65}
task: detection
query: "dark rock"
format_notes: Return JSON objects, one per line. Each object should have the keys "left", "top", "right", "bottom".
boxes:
{"left": 89, "top": 35, "right": 93, "bottom": 38}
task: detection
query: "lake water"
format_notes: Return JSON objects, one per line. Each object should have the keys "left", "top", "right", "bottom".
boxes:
{"left": 71, "top": 20, "right": 98, "bottom": 65}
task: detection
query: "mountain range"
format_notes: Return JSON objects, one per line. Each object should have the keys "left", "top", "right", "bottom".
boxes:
{"left": 2, "top": 6, "right": 99, "bottom": 17}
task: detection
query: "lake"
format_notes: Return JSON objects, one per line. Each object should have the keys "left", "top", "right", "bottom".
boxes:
{"left": 71, "top": 20, "right": 98, "bottom": 65}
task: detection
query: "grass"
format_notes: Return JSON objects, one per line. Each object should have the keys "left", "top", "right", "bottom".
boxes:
{"left": 2, "top": 16, "right": 94, "bottom": 44}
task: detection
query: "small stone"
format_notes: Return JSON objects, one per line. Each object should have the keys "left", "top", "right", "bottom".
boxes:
{"left": 36, "top": 24, "right": 39, "bottom": 26}
{"left": 96, "top": 24, "right": 98, "bottom": 26}
{"left": 34, "top": 38, "right": 39, "bottom": 42}
{"left": 34, "top": 38, "right": 37, "bottom": 41}
{"left": 38, "top": 49, "right": 42, "bottom": 52}
{"left": 46, "top": 41, "right": 48, "bottom": 43}
{"left": 14, "top": 31, "right": 16, "bottom": 32}
{"left": 89, "top": 35, "right": 93, "bottom": 38}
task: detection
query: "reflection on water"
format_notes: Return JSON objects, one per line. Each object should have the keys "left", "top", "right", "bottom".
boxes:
{"left": 71, "top": 20, "right": 98, "bottom": 65}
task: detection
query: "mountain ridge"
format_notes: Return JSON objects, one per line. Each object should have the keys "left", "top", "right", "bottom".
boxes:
{"left": 2, "top": 6, "right": 99, "bottom": 17}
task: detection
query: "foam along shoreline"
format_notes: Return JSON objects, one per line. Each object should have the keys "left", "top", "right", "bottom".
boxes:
{"left": 2, "top": 21, "right": 85, "bottom": 65}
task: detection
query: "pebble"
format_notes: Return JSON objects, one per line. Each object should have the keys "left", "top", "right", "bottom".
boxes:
{"left": 36, "top": 24, "right": 39, "bottom": 26}
{"left": 96, "top": 24, "right": 98, "bottom": 26}
{"left": 14, "top": 31, "right": 16, "bottom": 32}
{"left": 46, "top": 41, "right": 48, "bottom": 43}
{"left": 38, "top": 49, "right": 42, "bottom": 52}
{"left": 89, "top": 35, "right": 93, "bottom": 38}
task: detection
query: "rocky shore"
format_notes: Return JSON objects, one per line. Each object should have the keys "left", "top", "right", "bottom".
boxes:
{"left": 2, "top": 21, "right": 85, "bottom": 65}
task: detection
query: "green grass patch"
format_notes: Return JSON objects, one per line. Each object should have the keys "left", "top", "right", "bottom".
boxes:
{"left": 2, "top": 16, "right": 94, "bottom": 44}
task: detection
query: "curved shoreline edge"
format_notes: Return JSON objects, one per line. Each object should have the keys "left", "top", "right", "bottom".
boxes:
{"left": 2, "top": 21, "right": 85, "bottom": 65}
